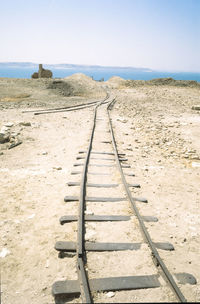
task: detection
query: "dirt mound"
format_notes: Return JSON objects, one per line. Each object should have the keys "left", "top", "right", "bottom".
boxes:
{"left": 105, "top": 76, "right": 127, "bottom": 89}
{"left": 48, "top": 73, "right": 105, "bottom": 98}
{"left": 105, "top": 76, "right": 200, "bottom": 89}
{"left": 47, "top": 80, "right": 74, "bottom": 97}
{"left": 124, "top": 78, "right": 200, "bottom": 88}
{"left": 146, "top": 77, "right": 200, "bottom": 87}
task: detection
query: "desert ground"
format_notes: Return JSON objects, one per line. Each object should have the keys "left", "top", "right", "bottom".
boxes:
{"left": 0, "top": 74, "right": 200, "bottom": 303}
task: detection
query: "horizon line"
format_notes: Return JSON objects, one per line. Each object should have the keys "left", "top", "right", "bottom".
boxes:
{"left": 0, "top": 61, "right": 200, "bottom": 74}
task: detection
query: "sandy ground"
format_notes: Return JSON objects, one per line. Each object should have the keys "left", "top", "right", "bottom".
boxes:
{"left": 0, "top": 77, "right": 200, "bottom": 303}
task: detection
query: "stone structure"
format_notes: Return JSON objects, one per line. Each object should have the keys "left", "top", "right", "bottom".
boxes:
{"left": 31, "top": 64, "right": 52, "bottom": 79}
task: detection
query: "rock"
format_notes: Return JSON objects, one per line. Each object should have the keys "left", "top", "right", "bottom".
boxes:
{"left": 31, "top": 72, "right": 39, "bottom": 79}
{"left": 85, "top": 210, "right": 94, "bottom": 215}
{"left": 0, "top": 133, "right": 9, "bottom": 143}
{"left": 45, "top": 260, "right": 49, "bottom": 268}
{"left": 192, "top": 105, "right": 200, "bottom": 110}
{"left": 53, "top": 166, "right": 62, "bottom": 170}
{"left": 19, "top": 122, "right": 31, "bottom": 127}
{"left": 117, "top": 118, "right": 128, "bottom": 123}
{"left": 27, "top": 213, "right": 35, "bottom": 219}
{"left": 5, "top": 122, "right": 14, "bottom": 127}
{"left": 106, "top": 291, "right": 115, "bottom": 298}
{"left": 8, "top": 141, "right": 22, "bottom": 149}
{"left": 191, "top": 155, "right": 200, "bottom": 160}
{"left": 0, "top": 126, "right": 10, "bottom": 143}
{"left": 0, "top": 247, "right": 10, "bottom": 258}
{"left": 191, "top": 162, "right": 200, "bottom": 168}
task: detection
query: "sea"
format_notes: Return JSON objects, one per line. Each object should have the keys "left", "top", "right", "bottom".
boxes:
{"left": 0, "top": 66, "right": 200, "bottom": 82}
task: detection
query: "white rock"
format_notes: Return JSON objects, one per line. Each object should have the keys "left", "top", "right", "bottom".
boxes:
{"left": 192, "top": 162, "right": 200, "bottom": 168}
{"left": 5, "top": 122, "right": 14, "bottom": 127}
{"left": 106, "top": 291, "right": 115, "bottom": 298}
{"left": 85, "top": 210, "right": 94, "bottom": 215}
{"left": 45, "top": 260, "right": 49, "bottom": 268}
{"left": 0, "top": 126, "right": 9, "bottom": 133}
{"left": 0, "top": 248, "right": 10, "bottom": 258}
{"left": 27, "top": 213, "right": 35, "bottom": 219}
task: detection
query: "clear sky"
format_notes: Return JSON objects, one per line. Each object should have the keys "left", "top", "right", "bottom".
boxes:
{"left": 0, "top": 0, "right": 199, "bottom": 71}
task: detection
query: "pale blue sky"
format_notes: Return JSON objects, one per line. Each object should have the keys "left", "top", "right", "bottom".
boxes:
{"left": 0, "top": 0, "right": 199, "bottom": 71}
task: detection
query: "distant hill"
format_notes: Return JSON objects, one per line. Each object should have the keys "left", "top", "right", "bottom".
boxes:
{"left": 0, "top": 62, "right": 152, "bottom": 72}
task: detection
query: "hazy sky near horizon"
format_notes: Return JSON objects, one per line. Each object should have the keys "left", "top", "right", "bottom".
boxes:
{"left": 0, "top": 0, "right": 200, "bottom": 72}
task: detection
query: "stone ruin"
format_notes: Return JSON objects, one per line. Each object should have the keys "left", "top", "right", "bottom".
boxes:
{"left": 31, "top": 64, "right": 53, "bottom": 79}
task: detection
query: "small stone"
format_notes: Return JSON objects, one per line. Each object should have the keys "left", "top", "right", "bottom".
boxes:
{"left": 191, "top": 155, "right": 200, "bottom": 160}
{"left": 106, "top": 291, "right": 115, "bottom": 298}
{"left": 117, "top": 118, "right": 127, "bottom": 123}
{"left": 5, "top": 122, "right": 14, "bottom": 127}
{"left": 187, "top": 149, "right": 196, "bottom": 154}
{"left": 192, "top": 162, "right": 200, "bottom": 168}
{"left": 8, "top": 140, "right": 22, "bottom": 149}
{"left": 27, "top": 213, "right": 35, "bottom": 219}
{"left": 0, "top": 134, "right": 9, "bottom": 144}
{"left": 45, "top": 260, "right": 49, "bottom": 268}
{"left": 0, "top": 247, "right": 10, "bottom": 258}
{"left": 85, "top": 210, "right": 94, "bottom": 215}
{"left": 53, "top": 166, "right": 62, "bottom": 170}
{"left": 0, "top": 128, "right": 10, "bottom": 143}
{"left": 192, "top": 105, "right": 200, "bottom": 110}
{"left": 42, "top": 151, "right": 48, "bottom": 155}
{"left": 19, "top": 122, "right": 31, "bottom": 127}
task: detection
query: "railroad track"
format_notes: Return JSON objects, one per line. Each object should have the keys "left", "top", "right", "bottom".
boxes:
{"left": 22, "top": 93, "right": 109, "bottom": 115}
{"left": 52, "top": 96, "right": 196, "bottom": 303}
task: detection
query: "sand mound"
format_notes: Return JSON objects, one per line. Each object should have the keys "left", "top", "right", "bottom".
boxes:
{"left": 106, "top": 76, "right": 200, "bottom": 89}
{"left": 48, "top": 73, "right": 104, "bottom": 98}
{"left": 126, "top": 78, "right": 200, "bottom": 88}
{"left": 147, "top": 78, "right": 200, "bottom": 87}
{"left": 105, "top": 76, "right": 127, "bottom": 89}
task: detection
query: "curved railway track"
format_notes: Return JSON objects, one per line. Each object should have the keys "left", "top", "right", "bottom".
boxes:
{"left": 22, "top": 93, "right": 109, "bottom": 115}
{"left": 52, "top": 95, "right": 196, "bottom": 303}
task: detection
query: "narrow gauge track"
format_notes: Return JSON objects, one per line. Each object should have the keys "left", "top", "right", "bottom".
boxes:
{"left": 52, "top": 97, "right": 196, "bottom": 303}
{"left": 22, "top": 93, "right": 109, "bottom": 115}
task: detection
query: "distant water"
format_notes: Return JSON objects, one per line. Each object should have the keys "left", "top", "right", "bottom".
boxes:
{"left": 0, "top": 67, "right": 200, "bottom": 82}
